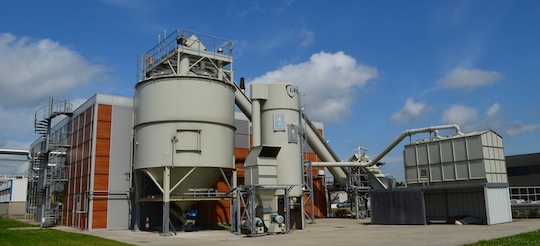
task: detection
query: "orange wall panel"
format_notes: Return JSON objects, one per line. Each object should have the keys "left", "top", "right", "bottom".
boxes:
{"left": 199, "top": 200, "right": 231, "bottom": 224}
{"left": 92, "top": 210, "right": 107, "bottom": 229}
{"left": 94, "top": 174, "right": 109, "bottom": 191}
{"left": 234, "top": 148, "right": 249, "bottom": 158}
{"left": 94, "top": 156, "right": 110, "bottom": 175}
{"left": 96, "top": 120, "right": 111, "bottom": 139}
{"left": 98, "top": 104, "right": 112, "bottom": 122}
{"left": 95, "top": 139, "right": 111, "bottom": 157}
{"left": 93, "top": 199, "right": 108, "bottom": 211}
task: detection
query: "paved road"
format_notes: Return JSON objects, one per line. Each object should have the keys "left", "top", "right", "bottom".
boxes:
{"left": 55, "top": 218, "right": 540, "bottom": 246}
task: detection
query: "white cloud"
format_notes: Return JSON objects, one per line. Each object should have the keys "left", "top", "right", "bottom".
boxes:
{"left": 437, "top": 66, "right": 504, "bottom": 90}
{"left": 0, "top": 33, "right": 106, "bottom": 165}
{"left": 300, "top": 29, "right": 314, "bottom": 48}
{"left": 442, "top": 104, "right": 478, "bottom": 126}
{"left": 486, "top": 103, "right": 500, "bottom": 117}
{"left": 505, "top": 122, "right": 540, "bottom": 137}
{"left": 0, "top": 105, "right": 35, "bottom": 137}
{"left": 449, "top": 102, "right": 539, "bottom": 137}
{"left": 0, "top": 139, "right": 32, "bottom": 149}
{"left": 238, "top": 2, "right": 263, "bottom": 17}
{"left": 0, "top": 160, "right": 29, "bottom": 175}
{"left": 0, "top": 33, "right": 105, "bottom": 108}
{"left": 250, "top": 51, "right": 377, "bottom": 123}
{"left": 390, "top": 98, "right": 430, "bottom": 124}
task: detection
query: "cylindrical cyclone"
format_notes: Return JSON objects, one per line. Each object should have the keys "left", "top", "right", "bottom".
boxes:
{"left": 134, "top": 76, "right": 235, "bottom": 190}
{"left": 259, "top": 82, "right": 303, "bottom": 197}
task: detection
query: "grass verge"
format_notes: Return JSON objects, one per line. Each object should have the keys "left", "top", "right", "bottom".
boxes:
{"left": 465, "top": 230, "right": 540, "bottom": 246}
{"left": 0, "top": 216, "right": 131, "bottom": 246}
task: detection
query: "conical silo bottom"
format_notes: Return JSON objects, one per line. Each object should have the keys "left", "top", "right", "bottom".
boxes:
{"left": 142, "top": 166, "right": 226, "bottom": 210}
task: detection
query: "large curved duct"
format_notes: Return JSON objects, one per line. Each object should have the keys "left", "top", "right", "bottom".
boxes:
{"left": 365, "top": 124, "right": 463, "bottom": 168}
{"left": 302, "top": 115, "right": 349, "bottom": 186}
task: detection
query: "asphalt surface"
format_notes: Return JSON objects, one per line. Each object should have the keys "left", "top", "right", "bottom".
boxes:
{"left": 53, "top": 218, "right": 540, "bottom": 246}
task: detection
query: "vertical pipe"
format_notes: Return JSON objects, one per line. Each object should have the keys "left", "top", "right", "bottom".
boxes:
{"left": 161, "top": 167, "right": 170, "bottom": 236}
{"left": 217, "top": 61, "right": 223, "bottom": 81}
{"left": 252, "top": 100, "right": 261, "bottom": 147}
{"left": 179, "top": 55, "right": 190, "bottom": 75}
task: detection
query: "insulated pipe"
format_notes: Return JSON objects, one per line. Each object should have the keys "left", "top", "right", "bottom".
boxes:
{"left": 302, "top": 116, "right": 348, "bottom": 187}
{"left": 310, "top": 162, "right": 362, "bottom": 167}
{"left": 365, "top": 124, "right": 463, "bottom": 168}
{"left": 232, "top": 81, "right": 252, "bottom": 118}
{"left": 251, "top": 99, "right": 262, "bottom": 147}
{"left": 179, "top": 54, "right": 190, "bottom": 75}
{"left": 0, "top": 149, "right": 31, "bottom": 159}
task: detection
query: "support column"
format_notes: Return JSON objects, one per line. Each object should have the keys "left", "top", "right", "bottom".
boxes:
{"left": 354, "top": 191, "right": 359, "bottom": 219}
{"left": 161, "top": 167, "right": 171, "bottom": 236}
{"left": 231, "top": 169, "right": 238, "bottom": 233}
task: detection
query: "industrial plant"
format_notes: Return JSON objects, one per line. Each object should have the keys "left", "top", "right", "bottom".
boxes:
{"left": 8, "top": 30, "right": 522, "bottom": 236}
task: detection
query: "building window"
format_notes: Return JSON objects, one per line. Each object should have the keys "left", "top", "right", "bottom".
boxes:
{"left": 507, "top": 166, "right": 529, "bottom": 176}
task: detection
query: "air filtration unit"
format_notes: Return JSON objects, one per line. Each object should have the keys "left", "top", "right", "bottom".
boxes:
{"left": 251, "top": 82, "right": 303, "bottom": 196}
{"left": 404, "top": 130, "right": 507, "bottom": 185}
{"left": 398, "top": 129, "right": 512, "bottom": 225}
{"left": 243, "top": 82, "right": 304, "bottom": 234}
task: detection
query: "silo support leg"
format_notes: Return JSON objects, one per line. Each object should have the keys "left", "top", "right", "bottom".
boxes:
{"left": 161, "top": 167, "right": 171, "bottom": 236}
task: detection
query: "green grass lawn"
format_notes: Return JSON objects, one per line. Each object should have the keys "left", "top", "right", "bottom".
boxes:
{"left": 465, "top": 230, "right": 540, "bottom": 246}
{"left": 0, "top": 217, "right": 131, "bottom": 246}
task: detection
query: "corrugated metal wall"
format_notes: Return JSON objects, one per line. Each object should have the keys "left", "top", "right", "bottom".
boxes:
{"left": 485, "top": 187, "right": 512, "bottom": 224}
{"left": 371, "top": 189, "right": 426, "bottom": 225}
{"left": 424, "top": 188, "right": 486, "bottom": 219}
{"left": 423, "top": 186, "right": 512, "bottom": 225}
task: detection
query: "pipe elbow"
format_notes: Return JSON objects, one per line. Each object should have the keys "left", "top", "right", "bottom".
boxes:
{"left": 451, "top": 124, "right": 464, "bottom": 135}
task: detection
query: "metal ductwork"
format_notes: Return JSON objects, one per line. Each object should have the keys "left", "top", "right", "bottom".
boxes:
{"left": 231, "top": 80, "right": 352, "bottom": 187}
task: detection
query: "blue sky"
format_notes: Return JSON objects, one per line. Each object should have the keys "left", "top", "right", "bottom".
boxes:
{"left": 0, "top": 0, "right": 539, "bottom": 180}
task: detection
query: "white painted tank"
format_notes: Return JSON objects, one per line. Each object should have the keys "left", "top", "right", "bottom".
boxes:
{"left": 134, "top": 75, "right": 235, "bottom": 195}
{"left": 251, "top": 82, "right": 303, "bottom": 197}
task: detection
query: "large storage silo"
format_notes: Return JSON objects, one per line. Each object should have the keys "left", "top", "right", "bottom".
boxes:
{"left": 133, "top": 30, "right": 235, "bottom": 234}
{"left": 134, "top": 77, "right": 235, "bottom": 195}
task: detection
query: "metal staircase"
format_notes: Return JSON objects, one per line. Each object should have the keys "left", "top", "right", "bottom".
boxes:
{"left": 28, "top": 98, "right": 73, "bottom": 227}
